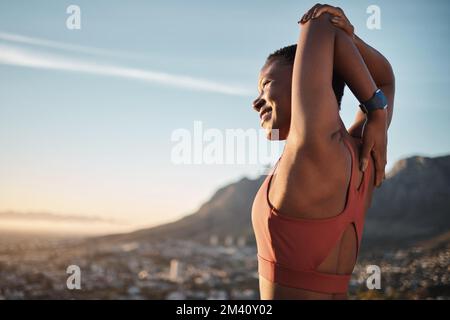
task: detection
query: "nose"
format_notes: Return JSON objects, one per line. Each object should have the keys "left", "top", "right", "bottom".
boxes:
{"left": 252, "top": 96, "right": 265, "bottom": 112}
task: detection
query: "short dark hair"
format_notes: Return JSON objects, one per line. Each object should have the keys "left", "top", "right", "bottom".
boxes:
{"left": 266, "top": 44, "right": 345, "bottom": 108}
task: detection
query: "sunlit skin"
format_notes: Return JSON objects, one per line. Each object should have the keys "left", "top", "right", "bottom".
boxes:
{"left": 254, "top": 59, "right": 293, "bottom": 141}
{"left": 252, "top": 5, "right": 395, "bottom": 300}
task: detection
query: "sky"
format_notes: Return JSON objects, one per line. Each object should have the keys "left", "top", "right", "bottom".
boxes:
{"left": 0, "top": 0, "right": 449, "bottom": 231}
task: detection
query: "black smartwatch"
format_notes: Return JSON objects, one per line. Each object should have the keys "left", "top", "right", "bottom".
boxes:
{"left": 359, "top": 89, "right": 388, "bottom": 114}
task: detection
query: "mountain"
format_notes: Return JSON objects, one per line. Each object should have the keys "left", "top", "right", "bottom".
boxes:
{"left": 98, "top": 175, "right": 265, "bottom": 244}
{"left": 97, "top": 154, "right": 450, "bottom": 249}
{"left": 361, "top": 155, "right": 450, "bottom": 248}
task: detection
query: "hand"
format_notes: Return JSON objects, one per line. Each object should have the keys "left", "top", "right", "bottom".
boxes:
{"left": 361, "top": 110, "right": 388, "bottom": 187}
{"left": 299, "top": 4, "right": 355, "bottom": 38}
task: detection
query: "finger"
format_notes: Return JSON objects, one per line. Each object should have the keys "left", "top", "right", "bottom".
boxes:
{"left": 331, "top": 20, "right": 346, "bottom": 30}
{"left": 378, "top": 169, "right": 385, "bottom": 187}
{"left": 312, "top": 7, "right": 319, "bottom": 19}
{"left": 360, "top": 139, "right": 373, "bottom": 172}
{"left": 303, "top": 4, "right": 319, "bottom": 22}
{"left": 306, "top": 5, "right": 320, "bottom": 21}
{"left": 313, "top": 5, "right": 342, "bottom": 19}
{"left": 379, "top": 144, "right": 387, "bottom": 186}
{"left": 301, "top": 7, "right": 316, "bottom": 23}
{"left": 374, "top": 156, "right": 384, "bottom": 187}
{"left": 312, "top": 5, "right": 323, "bottom": 19}
{"left": 331, "top": 16, "right": 348, "bottom": 26}
{"left": 330, "top": 20, "right": 342, "bottom": 28}
{"left": 332, "top": 20, "right": 353, "bottom": 36}
{"left": 298, "top": 14, "right": 306, "bottom": 24}
{"left": 373, "top": 150, "right": 387, "bottom": 187}
{"left": 299, "top": 13, "right": 310, "bottom": 24}
{"left": 304, "top": 3, "right": 323, "bottom": 21}
{"left": 331, "top": 16, "right": 340, "bottom": 22}
{"left": 330, "top": 16, "right": 343, "bottom": 25}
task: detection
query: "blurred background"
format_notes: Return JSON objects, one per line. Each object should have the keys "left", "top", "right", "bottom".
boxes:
{"left": 0, "top": 0, "right": 449, "bottom": 299}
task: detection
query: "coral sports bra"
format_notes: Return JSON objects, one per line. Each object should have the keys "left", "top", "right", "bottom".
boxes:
{"left": 251, "top": 137, "right": 373, "bottom": 294}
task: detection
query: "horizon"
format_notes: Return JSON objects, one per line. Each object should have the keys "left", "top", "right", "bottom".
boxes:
{"left": 1, "top": 0, "right": 450, "bottom": 231}
{"left": 1, "top": 151, "right": 447, "bottom": 236}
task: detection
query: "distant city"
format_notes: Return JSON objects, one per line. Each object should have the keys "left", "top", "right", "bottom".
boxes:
{"left": 0, "top": 232, "right": 448, "bottom": 300}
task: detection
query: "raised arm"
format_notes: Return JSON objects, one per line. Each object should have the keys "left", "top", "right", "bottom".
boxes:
{"left": 290, "top": 14, "right": 381, "bottom": 147}
{"left": 299, "top": 4, "right": 394, "bottom": 186}
{"left": 300, "top": 4, "right": 395, "bottom": 135}
{"left": 348, "top": 35, "right": 395, "bottom": 136}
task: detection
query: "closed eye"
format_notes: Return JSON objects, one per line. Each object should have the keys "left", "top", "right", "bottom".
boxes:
{"left": 262, "top": 80, "right": 271, "bottom": 88}
{"left": 258, "top": 78, "right": 271, "bottom": 94}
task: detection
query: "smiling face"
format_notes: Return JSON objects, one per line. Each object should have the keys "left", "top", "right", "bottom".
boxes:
{"left": 252, "top": 58, "right": 293, "bottom": 140}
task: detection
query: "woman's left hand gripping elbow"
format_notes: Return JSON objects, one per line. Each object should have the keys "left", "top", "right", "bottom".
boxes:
{"left": 360, "top": 109, "right": 388, "bottom": 188}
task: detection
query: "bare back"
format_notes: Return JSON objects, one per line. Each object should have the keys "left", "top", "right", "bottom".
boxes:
{"left": 260, "top": 129, "right": 375, "bottom": 299}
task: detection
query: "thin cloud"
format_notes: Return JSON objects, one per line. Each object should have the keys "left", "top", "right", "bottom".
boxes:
{"left": 0, "top": 43, "right": 252, "bottom": 96}
{"left": 0, "top": 31, "right": 148, "bottom": 60}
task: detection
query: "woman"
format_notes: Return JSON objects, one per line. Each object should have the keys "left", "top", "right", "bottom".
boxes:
{"left": 251, "top": 5, "right": 395, "bottom": 299}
